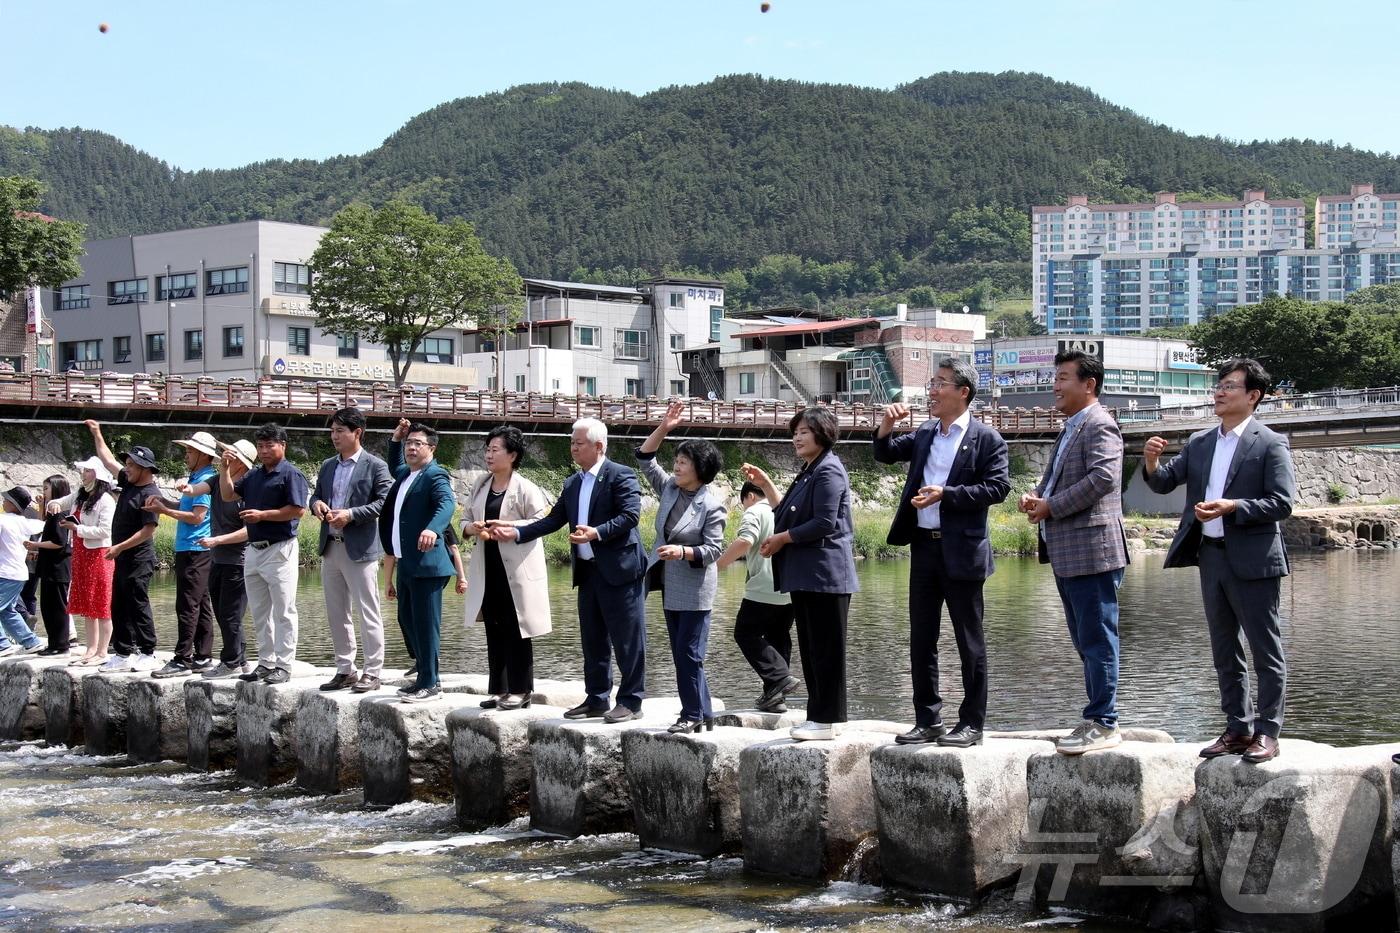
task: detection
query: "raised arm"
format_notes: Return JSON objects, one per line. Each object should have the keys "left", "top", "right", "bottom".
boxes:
{"left": 83, "top": 419, "right": 122, "bottom": 478}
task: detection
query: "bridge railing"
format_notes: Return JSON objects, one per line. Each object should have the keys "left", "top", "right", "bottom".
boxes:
{"left": 1113, "top": 385, "right": 1400, "bottom": 425}
{"left": 0, "top": 370, "right": 1081, "bottom": 434}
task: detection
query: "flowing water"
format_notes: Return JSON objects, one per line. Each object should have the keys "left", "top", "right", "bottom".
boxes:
{"left": 1, "top": 549, "right": 1397, "bottom": 930}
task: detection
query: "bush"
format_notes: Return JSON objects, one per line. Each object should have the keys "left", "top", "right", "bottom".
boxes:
{"left": 1326, "top": 482, "right": 1347, "bottom": 505}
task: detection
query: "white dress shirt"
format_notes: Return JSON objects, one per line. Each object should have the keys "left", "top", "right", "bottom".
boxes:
{"left": 390, "top": 469, "right": 421, "bottom": 559}
{"left": 1202, "top": 417, "right": 1250, "bottom": 539}
{"left": 917, "top": 410, "right": 971, "bottom": 530}
{"left": 574, "top": 458, "right": 605, "bottom": 561}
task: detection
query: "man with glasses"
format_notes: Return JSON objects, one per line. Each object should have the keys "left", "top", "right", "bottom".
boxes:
{"left": 875, "top": 359, "right": 1010, "bottom": 748}
{"left": 1142, "top": 358, "right": 1295, "bottom": 763}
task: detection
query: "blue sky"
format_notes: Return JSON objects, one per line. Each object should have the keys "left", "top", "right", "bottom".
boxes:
{"left": 4, "top": 0, "right": 1397, "bottom": 171}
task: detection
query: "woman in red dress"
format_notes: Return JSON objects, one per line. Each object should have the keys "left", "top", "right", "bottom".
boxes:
{"left": 59, "top": 457, "right": 116, "bottom": 665}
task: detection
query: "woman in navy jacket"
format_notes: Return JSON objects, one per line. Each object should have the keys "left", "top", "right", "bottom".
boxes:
{"left": 742, "top": 407, "right": 859, "bottom": 740}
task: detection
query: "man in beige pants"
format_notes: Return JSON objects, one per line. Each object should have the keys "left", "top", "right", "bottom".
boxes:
{"left": 309, "top": 407, "right": 393, "bottom": 693}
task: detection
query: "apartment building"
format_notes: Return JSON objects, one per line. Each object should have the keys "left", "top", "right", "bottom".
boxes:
{"left": 1315, "top": 184, "right": 1400, "bottom": 250}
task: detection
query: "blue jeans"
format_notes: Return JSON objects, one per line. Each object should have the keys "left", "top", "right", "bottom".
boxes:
{"left": 0, "top": 578, "right": 41, "bottom": 650}
{"left": 1054, "top": 567, "right": 1124, "bottom": 728}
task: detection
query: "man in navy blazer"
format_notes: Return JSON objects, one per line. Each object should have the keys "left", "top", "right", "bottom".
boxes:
{"left": 494, "top": 417, "right": 648, "bottom": 723}
{"left": 1142, "top": 358, "right": 1295, "bottom": 763}
{"left": 378, "top": 419, "right": 457, "bottom": 702}
{"left": 874, "top": 357, "right": 1011, "bottom": 748}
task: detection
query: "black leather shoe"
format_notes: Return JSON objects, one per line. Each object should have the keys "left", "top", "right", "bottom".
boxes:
{"left": 319, "top": 671, "right": 358, "bottom": 691}
{"left": 603, "top": 705, "right": 638, "bottom": 724}
{"left": 1393, "top": 752, "right": 1399, "bottom": 765}
{"left": 895, "top": 723, "right": 948, "bottom": 745}
{"left": 936, "top": 725, "right": 984, "bottom": 748}
{"left": 563, "top": 702, "right": 607, "bottom": 720}
{"left": 239, "top": 665, "right": 273, "bottom": 682}
{"left": 262, "top": 668, "right": 290, "bottom": 685}
{"left": 756, "top": 675, "right": 800, "bottom": 711}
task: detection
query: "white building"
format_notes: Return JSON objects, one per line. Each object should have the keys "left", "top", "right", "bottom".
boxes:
{"left": 1315, "top": 184, "right": 1400, "bottom": 250}
{"left": 974, "top": 334, "right": 1212, "bottom": 409}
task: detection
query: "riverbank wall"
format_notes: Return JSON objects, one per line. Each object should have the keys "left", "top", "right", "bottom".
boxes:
{"left": 2, "top": 654, "right": 1398, "bottom": 930}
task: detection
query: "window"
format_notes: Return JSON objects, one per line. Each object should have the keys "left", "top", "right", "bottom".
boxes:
{"left": 739, "top": 372, "right": 756, "bottom": 394}
{"left": 58, "top": 285, "right": 90, "bottom": 310}
{"left": 108, "top": 278, "right": 148, "bottom": 305}
{"left": 223, "top": 326, "right": 244, "bottom": 358}
{"left": 514, "top": 374, "right": 526, "bottom": 392}
{"left": 146, "top": 333, "right": 166, "bottom": 363}
{"left": 158, "top": 272, "right": 197, "bottom": 301}
{"left": 669, "top": 292, "right": 685, "bottom": 308}
{"left": 670, "top": 379, "right": 685, "bottom": 397}
{"left": 206, "top": 267, "right": 248, "bottom": 295}
{"left": 113, "top": 336, "right": 131, "bottom": 364}
{"left": 614, "top": 329, "right": 649, "bottom": 360}
{"left": 184, "top": 329, "right": 204, "bottom": 361}
{"left": 911, "top": 350, "right": 921, "bottom": 361}
{"left": 336, "top": 334, "right": 358, "bottom": 359}
{"left": 625, "top": 378, "right": 644, "bottom": 397}
{"left": 578, "top": 376, "right": 597, "bottom": 395}
{"left": 710, "top": 305, "right": 723, "bottom": 342}
{"left": 274, "top": 262, "right": 311, "bottom": 295}
{"left": 287, "top": 326, "right": 310, "bottom": 356}
{"left": 60, "top": 339, "right": 102, "bottom": 370}
{"left": 669, "top": 333, "right": 685, "bottom": 350}
{"left": 575, "top": 325, "right": 601, "bottom": 348}
{"left": 414, "top": 337, "right": 453, "bottom": 364}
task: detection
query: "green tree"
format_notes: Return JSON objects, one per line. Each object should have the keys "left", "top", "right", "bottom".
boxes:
{"left": 309, "top": 201, "right": 522, "bottom": 386}
{"left": 0, "top": 176, "right": 85, "bottom": 293}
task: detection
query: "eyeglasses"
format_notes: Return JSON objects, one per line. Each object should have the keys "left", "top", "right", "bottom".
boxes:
{"left": 928, "top": 379, "right": 955, "bottom": 390}
{"left": 1213, "top": 381, "right": 1247, "bottom": 393}
{"left": 403, "top": 439, "right": 432, "bottom": 448}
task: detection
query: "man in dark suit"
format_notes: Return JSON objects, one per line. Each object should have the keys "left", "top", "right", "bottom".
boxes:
{"left": 1020, "top": 350, "right": 1130, "bottom": 755}
{"left": 378, "top": 419, "right": 457, "bottom": 702}
{"left": 875, "top": 357, "right": 1011, "bottom": 748}
{"left": 492, "top": 417, "right": 647, "bottom": 723}
{"left": 310, "top": 407, "right": 393, "bottom": 694}
{"left": 1143, "top": 358, "right": 1295, "bottom": 763}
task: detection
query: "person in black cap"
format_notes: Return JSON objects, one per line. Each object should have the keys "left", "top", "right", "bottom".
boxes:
{"left": 82, "top": 420, "right": 163, "bottom": 673}
{"left": 0, "top": 485, "right": 47, "bottom": 656}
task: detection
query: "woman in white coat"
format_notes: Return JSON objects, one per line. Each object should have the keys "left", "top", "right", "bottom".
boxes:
{"left": 462, "top": 426, "right": 552, "bottom": 709}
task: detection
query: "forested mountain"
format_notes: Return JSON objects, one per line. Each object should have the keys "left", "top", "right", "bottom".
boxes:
{"left": 5, "top": 72, "right": 1400, "bottom": 294}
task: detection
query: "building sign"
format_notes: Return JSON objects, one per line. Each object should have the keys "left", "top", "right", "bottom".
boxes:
{"left": 1056, "top": 338, "right": 1103, "bottom": 360}
{"left": 26, "top": 286, "right": 41, "bottom": 334}
{"left": 261, "top": 298, "right": 317, "bottom": 318}
{"left": 264, "top": 355, "right": 479, "bottom": 386}
{"left": 1166, "top": 347, "right": 1206, "bottom": 370}
{"left": 685, "top": 288, "right": 724, "bottom": 302}
{"left": 974, "top": 349, "right": 993, "bottom": 366}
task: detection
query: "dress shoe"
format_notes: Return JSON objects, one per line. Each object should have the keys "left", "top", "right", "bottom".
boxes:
{"left": 497, "top": 694, "right": 532, "bottom": 710}
{"left": 936, "top": 725, "right": 984, "bottom": 748}
{"left": 603, "top": 705, "right": 638, "bottom": 724}
{"left": 239, "top": 664, "right": 273, "bottom": 682}
{"left": 895, "top": 723, "right": 948, "bottom": 745}
{"left": 262, "top": 668, "right": 291, "bottom": 685}
{"left": 37, "top": 647, "right": 69, "bottom": 657}
{"left": 352, "top": 674, "right": 381, "bottom": 693}
{"left": 1242, "top": 734, "right": 1280, "bottom": 764}
{"left": 1199, "top": 730, "right": 1253, "bottom": 759}
{"left": 756, "top": 675, "right": 801, "bottom": 711}
{"left": 668, "top": 717, "right": 702, "bottom": 734}
{"left": 320, "top": 671, "right": 358, "bottom": 692}
{"left": 563, "top": 702, "right": 607, "bottom": 720}
{"left": 479, "top": 697, "right": 499, "bottom": 709}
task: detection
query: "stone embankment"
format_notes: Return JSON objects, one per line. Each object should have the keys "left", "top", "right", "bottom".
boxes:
{"left": 1, "top": 653, "right": 1397, "bottom": 930}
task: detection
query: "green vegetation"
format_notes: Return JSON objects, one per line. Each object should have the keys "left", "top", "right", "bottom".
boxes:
{"left": 8, "top": 72, "right": 1400, "bottom": 308}
{"left": 0, "top": 175, "right": 85, "bottom": 293}
{"left": 1326, "top": 482, "right": 1347, "bottom": 505}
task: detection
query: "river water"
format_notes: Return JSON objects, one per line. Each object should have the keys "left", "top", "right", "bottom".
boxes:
{"left": 2, "top": 549, "right": 1396, "bottom": 930}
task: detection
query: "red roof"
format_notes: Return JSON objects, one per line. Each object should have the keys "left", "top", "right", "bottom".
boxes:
{"left": 13, "top": 210, "right": 57, "bottom": 222}
{"left": 735, "top": 318, "right": 879, "bottom": 339}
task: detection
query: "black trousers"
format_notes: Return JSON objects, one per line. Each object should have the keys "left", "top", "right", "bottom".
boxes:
{"left": 209, "top": 562, "right": 247, "bottom": 667}
{"left": 483, "top": 606, "right": 534, "bottom": 694}
{"left": 791, "top": 590, "right": 849, "bottom": 724}
{"left": 20, "top": 572, "right": 38, "bottom": 616}
{"left": 110, "top": 554, "right": 157, "bottom": 657}
{"left": 40, "top": 578, "right": 71, "bottom": 651}
{"left": 734, "top": 598, "right": 795, "bottom": 690}
{"left": 909, "top": 537, "right": 988, "bottom": 729}
{"left": 173, "top": 550, "right": 215, "bottom": 662}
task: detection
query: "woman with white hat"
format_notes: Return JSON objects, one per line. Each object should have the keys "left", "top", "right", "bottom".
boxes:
{"left": 50, "top": 456, "right": 116, "bottom": 665}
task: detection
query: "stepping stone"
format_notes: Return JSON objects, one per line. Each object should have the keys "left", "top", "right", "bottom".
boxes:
{"left": 447, "top": 704, "right": 563, "bottom": 829}
{"left": 712, "top": 708, "right": 806, "bottom": 730}
{"left": 185, "top": 678, "right": 239, "bottom": 772}
{"left": 43, "top": 665, "right": 89, "bottom": 747}
{"left": 0, "top": 655, "right": 76, "bottom": 740}
{"left": 235, "top": 672, "right": 332, "bottom": 786}
{"left": 293, "top": 671, "right": 410, "bottom": 796}
{"left": 82, "top": 660, "right": 171, "bottom": 756}
{"left": 623, "top": 726, "right": 777, "bottom": 856}
{"left": 359, "top": 692, "right": 475, "bottom": 808}
{"left": 126, "top": 676, "right": 189, "bottom": 763}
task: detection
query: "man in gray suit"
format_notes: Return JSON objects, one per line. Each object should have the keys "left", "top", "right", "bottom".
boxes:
{"left": 1143, "top": 358, "right": 1295, "bottom": 763}
{"left": 1020, "top": 349, "right": 1130, "bottom": 755}
{"left": 309, "top": 407, "right": 393, "bottom": 693}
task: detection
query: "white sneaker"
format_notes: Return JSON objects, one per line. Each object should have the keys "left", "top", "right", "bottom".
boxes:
{"left": 100, "top": 654, "right": 134, "bottom": 672}
{"left": 22, "top": 642, "right": 46, "bottom": 655}
{"left": 790, "top": 721, "right": 836, "bottom": 741}
{"left": 1055, "top": 720, "right": 1122, "bottom": 755}
{"left": 0, "top": 645, "right": 19, "bottom": 658}
{"left": 130, "top": 653, "right": 161, "bottom": 671}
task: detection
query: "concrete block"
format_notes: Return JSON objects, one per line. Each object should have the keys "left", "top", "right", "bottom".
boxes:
{"left": 42, "top": 665, "right": 87, "bottom": 747}
{"left": 235, "top": 673, "right": 330, "bottom": 786}
{"left": 0, "top": 655, "right": 75, "bottom": 740}
{"left": 82, "top": 666, "right": 169, "bottom": 756}
{"left": 125, "top": 677, "right": 189, "bottom": 763}
{"left": 359, "top": 692, "right": 475, "bottom": 808}
{"left": 872, "top": 739, "right": 1054, "bottom": 901}
{"left": 623, "top": 726, "right": 777, "bottom": 856}
{"left": 739, "top": 729, "right": 895, "bottom": 881}
{"left": 293, "top": 675, "right": 411, "bottom": 796}
{"left": 1198, "top": 741, "right": 1400, "bottom": 932}
{"left": 184, "top": 678, "right": 238, "bottom": 772}
{"left": 526, "top": 699, "right": 699, "bottom": 838}
{"left": 1024, "top": 742, "right": 1202, "bottom": 924}
{"left": 447, "top": 704, "right": 563, "bottom": 830}
{"left": 712, "top": 709, "right": 806, "bottom": 730}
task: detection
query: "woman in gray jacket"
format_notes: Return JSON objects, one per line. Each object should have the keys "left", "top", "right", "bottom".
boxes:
{"left": 636, "top": 400, "right": 728, "bottom": 733}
